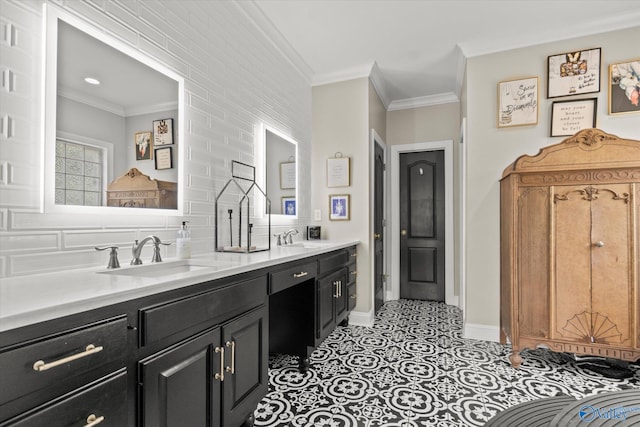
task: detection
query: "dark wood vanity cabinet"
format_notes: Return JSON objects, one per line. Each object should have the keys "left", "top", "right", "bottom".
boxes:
{"left": 0, "top": 244, "right": 357, "bottom": 426}
{"left": 139, "top": 306, "right": 267, "bottom": 427}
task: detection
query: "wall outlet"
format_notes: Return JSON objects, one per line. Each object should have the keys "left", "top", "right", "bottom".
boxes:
{"left": 314, "top": 209, "right": 322, "bottom": 221}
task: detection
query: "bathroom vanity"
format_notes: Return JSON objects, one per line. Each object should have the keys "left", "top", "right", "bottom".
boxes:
{"left": 0, "top": 241, "right": 358, "bottom": 427}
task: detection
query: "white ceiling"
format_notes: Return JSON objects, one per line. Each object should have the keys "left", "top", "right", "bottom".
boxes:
{"left": 250, "top": 0, "right": 640, "bottom": 108}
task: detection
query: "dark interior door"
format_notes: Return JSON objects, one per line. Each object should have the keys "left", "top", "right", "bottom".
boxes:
{"left": 399, "top": 150, "right": 445, "bottom": 301}
{"left": 374, "top": 142, "right": 385, "bottom": 313}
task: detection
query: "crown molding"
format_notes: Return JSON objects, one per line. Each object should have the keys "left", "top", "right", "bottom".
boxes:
{"left": 233, "top": 0, "right": 313, "bottom": 84}
{"left": 368, "top": 61, "right": 390, "bottom": 109}
{"left": 388, "top": 92, "right": 459, "bottom": 111}
{"left": 311, "top": 63, "right": 374, "bottom": 87}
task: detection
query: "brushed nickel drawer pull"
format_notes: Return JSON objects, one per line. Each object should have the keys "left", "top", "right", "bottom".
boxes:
{"left": 350, "top": 294, "right": 357, "bottom": 299}
{"left": 225, "top": 340, "right": 236, "bottom": 374}
{"left": 84, "top": 414, "right": 105, "bottom": 427}
{"left": 338, "top": 280, "right": 342, "bottom": 297}
{"left": 350, "top": 271, "right": 357, "bottom": 276}
{"left": 33, "top": 344, "right": 103, "bottom": 372}
{"left": 350, "top": 253, "right": 357, "bottom": 257}
{"left": 293, "top": 271, "right": 308, "bottom": 278}
{"left": 214, "top": 346, "right": 225, "bottom": 382}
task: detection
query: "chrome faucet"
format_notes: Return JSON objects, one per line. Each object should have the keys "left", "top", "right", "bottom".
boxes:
{"left": 282, "top": 228, "right": 299, "bottom": 245}
{"left": 131, "top": 235, "right": 170, "bottom": 265}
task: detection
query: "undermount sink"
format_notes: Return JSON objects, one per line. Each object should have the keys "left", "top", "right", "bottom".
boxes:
{"left": 286, "top": 241, "right": 332, "bottom": 249}
{"left": 98, "top": 259, "right": 220, "bottom": 278}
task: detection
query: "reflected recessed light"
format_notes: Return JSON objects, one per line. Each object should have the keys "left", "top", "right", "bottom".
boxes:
{"left": 84, "top": 77, "right": 101, "bottom": 85}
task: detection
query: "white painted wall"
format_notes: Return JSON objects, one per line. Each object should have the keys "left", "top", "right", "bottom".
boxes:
{"left": 311, "top": 78, "right": 372, "bottom": 317}
{"left": 464, "top": 26, "right": 640, "bottom": 340}
{"left": 0, "top": 0, "right": 311, "bottom": 277}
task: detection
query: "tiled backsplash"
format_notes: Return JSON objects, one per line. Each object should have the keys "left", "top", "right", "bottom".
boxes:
{"left": 0, "top": 0, "right": 312, "bottom": 277}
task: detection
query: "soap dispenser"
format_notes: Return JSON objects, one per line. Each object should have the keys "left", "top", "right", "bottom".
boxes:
{"left": 176, "top": 221, "right": 191, "bottom": 259}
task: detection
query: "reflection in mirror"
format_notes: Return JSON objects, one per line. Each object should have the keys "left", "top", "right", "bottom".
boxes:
{"left": 42, "top": 5, "right": 184, "bottom": 215}
{"left": 264, "top": 128, "right": 297, "bottom": 216}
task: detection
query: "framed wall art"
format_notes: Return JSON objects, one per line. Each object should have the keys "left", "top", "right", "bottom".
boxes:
{"left": 608, "top": 59, "right": 640, "bottom": 115}
{"left": 547, "top": 47, "right": 601, "bottom": 98}
{"left": 550, "top": 98, "right": 597, "bottom": 137}
{"left": 282, "top": 197, "right": 296, "bottom": 215}
{"left": 153, "top": 118, "right": 174, "bottom": 146}
{"left": 329, "top": 194, "right": 350, "bottom": 221}
{"left": 498, "top": 76, "right": 539, "bottom": 128}
{"left": 135, "top": 131, "right": 152, "bottom": 160}
{"left": 280, "top": 161, "right": 296, "bottom": 189}
{"left": 154, "top": 146, "right": 173, "bottom": 170}
{"left": 327, "top": 154, "right": 350, "bottom": 187}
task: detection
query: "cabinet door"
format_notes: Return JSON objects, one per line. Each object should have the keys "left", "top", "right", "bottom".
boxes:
{"left": 317, "top": 271, "right": 341, "bottom": 343}
{"left": 139, "top": 328, "right": 221, "bottom": 427}
{"left": 221, "top": 306, "right": 268, "bottom": 427}
{"left": 553, "top": 184, "right": 634, "bottom": 345}
{"left": 335, "top": 270, "right": 349, "bottom": 326}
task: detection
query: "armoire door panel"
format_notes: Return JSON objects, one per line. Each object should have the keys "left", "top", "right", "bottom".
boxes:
{"left": 553, "top": 186, "right": 592, "bottom": 341}
{"left": 589, "top": 184, "right": 633, "bottom": 345}
{"left": 517, "top": 187, "right": 550, "bottom": 337}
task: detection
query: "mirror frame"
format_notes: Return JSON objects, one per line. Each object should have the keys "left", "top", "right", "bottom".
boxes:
{"left": 41, "top": 4, "right": 185, "bottom": 216}
{"left": 256, "top": 123, "right": 298, "bottom": 220}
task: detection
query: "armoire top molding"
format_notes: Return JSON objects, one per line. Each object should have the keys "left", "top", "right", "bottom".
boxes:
{"left": 502, "top": 128, "right": 640, "bottom": 179}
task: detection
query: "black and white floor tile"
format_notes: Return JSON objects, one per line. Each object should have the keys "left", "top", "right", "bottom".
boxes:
{"left": 254, "top": 299, "right": 639, "bottom": 426}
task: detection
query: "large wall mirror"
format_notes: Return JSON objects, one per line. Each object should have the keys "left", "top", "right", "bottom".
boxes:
{"left": 257, "top": 124, "right": 297, "bottom": 218}
{"left": 42, "top": 5, "right": 184, "bottom": 215}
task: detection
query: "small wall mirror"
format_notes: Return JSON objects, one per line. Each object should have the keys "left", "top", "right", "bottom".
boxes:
{"left": 42, "top": 5, "right": 184, "bottom": 215}
{"left": 258, "top": 125, "right": 297, "bottom": 218}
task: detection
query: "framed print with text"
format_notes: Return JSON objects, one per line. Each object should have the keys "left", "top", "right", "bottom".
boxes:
{"left": 154, "top": 146, "right": 173, "bottom": 170}
{"left": 547, "top": 48, "right": 601, "bottom": 98}
{"left": 498, "top": 76, "right": 539, "bottom": 128}
{"left": 550, "top": 98, "right": 597, "bottom": 137}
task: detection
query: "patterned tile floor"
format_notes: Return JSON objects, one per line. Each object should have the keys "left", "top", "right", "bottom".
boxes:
{"left": 254, "top": 299, "right": 639, "bottom": 426}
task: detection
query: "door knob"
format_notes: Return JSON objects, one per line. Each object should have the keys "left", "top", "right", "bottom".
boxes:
{"left": 374, "top": 233, "right": 381, "bottom": 240}
{"left": 401, "top": 229, "right": 407, "bottom": 236}
{"left": 594, "top": 241, "right": 605, "bottom": 247}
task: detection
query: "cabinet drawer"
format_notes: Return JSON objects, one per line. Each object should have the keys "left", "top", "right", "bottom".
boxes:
{"left": 348, "top": 283, "right": 357, "bottom": 311}
{"left": 269, "top": 261, "right": 317, "bottom": 294}
{"left": 0, "top": 316, "right": 127, "bottom": 411}
{"left": 140, "top": 275, "right": 267, "bottom": 346}
{"left": 318, "top": 250, "right": 348, "bottom": 275}
{"left": 6, "top": 369, "right": 127, "bottom": 427}
{"left": 347, "top": 263, "right": 357, "bottom": 285}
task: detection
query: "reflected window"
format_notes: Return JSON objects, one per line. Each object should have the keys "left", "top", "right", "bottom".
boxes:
{"left": 55, "top": 139, "right": 104, "bottom": 206}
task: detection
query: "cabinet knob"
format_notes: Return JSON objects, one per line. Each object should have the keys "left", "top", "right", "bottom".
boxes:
{"left": 594, "top": 241, "right": 605, "bottom": 247}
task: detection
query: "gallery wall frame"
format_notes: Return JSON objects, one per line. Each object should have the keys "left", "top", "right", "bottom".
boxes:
{"left": 135, "top": 131, "right": 152, "bottom": 160}
{"left": 497, "top": 76, "right": 539, "bottom": 128}
{"left": 547, "top": 47, "right": 601, "bottom": 98}
{"left": 153, "top": 118, "right": 174, "bottom": 146}
{"left": 155, "top": 146, "right": 173, "bottom": 170}
{"left": 608, "top": 59, "right": 640, "bottom": 115}
{"left": 550, "top": 98, "right": 597, "bottom": 137}
{"left": 329, "top": 194, "right": 350, "bottom": 221}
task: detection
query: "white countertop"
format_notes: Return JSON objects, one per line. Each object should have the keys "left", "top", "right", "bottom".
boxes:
{"left": 0, "top": 240, "right": 358, "bottom": 332}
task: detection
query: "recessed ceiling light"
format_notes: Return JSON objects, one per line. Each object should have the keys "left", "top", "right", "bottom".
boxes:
{"left": 84, "top": 77, "right": 101, "bottom": 85}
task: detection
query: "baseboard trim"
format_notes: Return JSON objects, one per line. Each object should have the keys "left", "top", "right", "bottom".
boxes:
{"left": 348, "top": 309, "right": 375, "bottom": 327}
{"left": 463, "top": 322, "right": 500, "bottom": 342}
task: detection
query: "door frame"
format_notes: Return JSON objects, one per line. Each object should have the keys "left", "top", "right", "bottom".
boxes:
{"left": 389, "top": 139, "right": 457, "bottom": 307}
{"left": 370, "top": 129, "right": 388, "bottom": 312}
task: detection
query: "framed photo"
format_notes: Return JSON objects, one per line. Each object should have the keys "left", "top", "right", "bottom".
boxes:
{"left": 329, "top": 194, "right": 350, "bottom": 221}
{"left": 327, "top": 156, "right": 350, "bottom": 187}
{"left": 498, "top": 76, "right": 539, "bottom": 127}
{"left": 282, "top": 197, "right": 296, "bottom": 215}
{"left": 550, "top": 98, "right": 597, "bottom": 137}
{"left": 547, "top": 47, "right": 601, "bottom": 98}
{"left": 280, "top": 162, "right": 296, "bottom": 189}
{"left": 608, "top": 59, "right": 640, "bottom": 115}
{"left": 135, "top": 131, "right": 152, "bottom": 160}
{"left": 153, "top": 118, "right": 174, "bottom": 146}
{"left": 154, "top": 146, "right": 173, "bottom": 170}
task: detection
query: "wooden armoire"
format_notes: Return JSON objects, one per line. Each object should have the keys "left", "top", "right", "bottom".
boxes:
{"left": 500, "top": 128, "right": 640, "bottom": 367}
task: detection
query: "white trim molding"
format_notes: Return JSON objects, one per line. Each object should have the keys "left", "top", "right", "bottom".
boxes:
{"left": 348, "top": 309, "right": 375, "bottom": 327}
{"left": 389, "top": 140, "right": 457, "bottom": 307}
{"left": 463, "top": 323, "right": 500, "bottom": 343}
